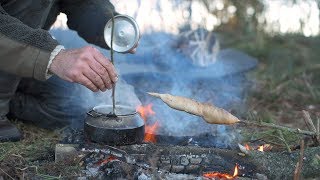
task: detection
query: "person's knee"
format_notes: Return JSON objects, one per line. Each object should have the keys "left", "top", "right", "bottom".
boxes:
{"left": 9, "top": 92, "right": 89, "bottom": 129}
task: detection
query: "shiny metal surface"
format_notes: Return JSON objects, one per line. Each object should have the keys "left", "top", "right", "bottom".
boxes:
{"left": 86, "top": 105, "right": 144, "bottom": 129}
{"left": 84, "top": 105, "right": 145, "bottom": 145}
{"left": 104, "top": 15, "right": 140, "bottom": 53}
{"left": 93, "top": 105, "right": 136, "bottom": 116}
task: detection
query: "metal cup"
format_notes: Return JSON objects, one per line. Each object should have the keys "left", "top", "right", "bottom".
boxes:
{"left": 104, "top": 15, "right": 140, "bottom": 53}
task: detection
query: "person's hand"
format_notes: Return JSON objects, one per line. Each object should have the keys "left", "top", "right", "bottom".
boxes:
{"left": 49, "top": 46, "right": 118, "bottom": 92}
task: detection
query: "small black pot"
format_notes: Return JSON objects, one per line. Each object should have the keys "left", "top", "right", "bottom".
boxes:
{"left": 84, "top": 105, "right": 145, "bottom": 145}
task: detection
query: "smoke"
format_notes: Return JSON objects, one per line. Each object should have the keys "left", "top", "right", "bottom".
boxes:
{"left": 118, "top": 31, "right": 257, "bottom": 148}
{"left": 50, "top": 26, "right": 256, "bottom": 148}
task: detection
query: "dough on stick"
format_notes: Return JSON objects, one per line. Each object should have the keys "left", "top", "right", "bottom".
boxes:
{"left": 148, "top": 92, "right": 240, "bottom": 125}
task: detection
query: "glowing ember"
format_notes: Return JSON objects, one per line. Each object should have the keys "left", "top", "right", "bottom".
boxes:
{"left": 137, "top": 104, "right": 155, "bottom": 121}
{"left": 243, "top": 143, "right": 271, "bottom": 152}
{"left": 203, "top": 164, "right": 239, "bottom": 179}
{"left": 245, "top": 144, "right": 250, "bottom": 151}
{"left": 96, "top": 156, "right": 118, "bottom": 166}
{"left": 144, "top": 121, "right": 159, "bottom": 143}
{"left": 258, "top": 145, "right": 264, "bottom": 152}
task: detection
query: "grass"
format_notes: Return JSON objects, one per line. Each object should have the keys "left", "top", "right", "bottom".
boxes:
{"left": 0, "top": 122, "right": 83, "bottom": 179}
{"left": 219, "top": 31, "right": 320, "bottom": 148}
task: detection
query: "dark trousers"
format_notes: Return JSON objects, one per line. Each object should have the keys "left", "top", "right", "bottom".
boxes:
{"left": 0, "top": 71, "right": 95, "bottom": 129}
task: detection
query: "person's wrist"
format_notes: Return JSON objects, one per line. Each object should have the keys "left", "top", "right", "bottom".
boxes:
{"left": 48, "top": 46, "right": 65, "bottom": 77}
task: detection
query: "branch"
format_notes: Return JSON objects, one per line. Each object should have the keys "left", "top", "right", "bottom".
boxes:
{"left": 294, "top": 140, "right": 305, "bottom": 180}
{"left": 239, "top": 120, "right": 316, "bottom": 136}
{"left": 302, "top": 110, "right": 317, "bottom": 133}
{"left": 317, "top": 116, "right": 320, "bottom": 143}
{"left": 0, "top": 167, "right": 14, "bottom": 180}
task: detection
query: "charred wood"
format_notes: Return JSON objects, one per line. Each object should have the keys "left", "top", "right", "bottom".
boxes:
{"left": 55, "top": 143, "right": 320, "bottom": 179}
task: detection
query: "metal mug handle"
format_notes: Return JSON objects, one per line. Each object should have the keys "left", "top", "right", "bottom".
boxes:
{"left": 86, "top": 110, "right": 102, "bottom": 118}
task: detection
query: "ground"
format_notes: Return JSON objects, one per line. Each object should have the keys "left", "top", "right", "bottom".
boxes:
{"left": 0, "top": 32, "right": 319, "bottom": 178}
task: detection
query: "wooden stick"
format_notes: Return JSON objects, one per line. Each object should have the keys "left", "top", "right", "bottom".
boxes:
{"left": 148, "top": 92, "right": 317, "bottom": 137}
{"left": 317, "top": 117, "right": 320, "bottom": 142}
{"left": 239, "top": 120, "right": 316, "bottom": 136}
{"left": 293, "top": 140, "right": 305, "bottom": 180}
{"left": 0, "top": 167, "right": 15, "bottom": 180}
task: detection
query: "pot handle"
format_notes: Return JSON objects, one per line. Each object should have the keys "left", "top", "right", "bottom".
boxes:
{"left": 87, "top": 110, "right": 102, "bottom": 117}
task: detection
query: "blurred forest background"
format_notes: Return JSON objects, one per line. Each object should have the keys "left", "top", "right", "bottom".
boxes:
{"left": 195, "top": 0, "right": 320, "bottom": 130}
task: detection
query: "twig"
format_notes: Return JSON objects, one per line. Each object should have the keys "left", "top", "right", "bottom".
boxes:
{"left": 36, "top": 173, "right": 61, "bottom": 179}
{"left": 317, "top": 117, "right": 320, "bottom": 143}
{"left": 239, "top": 120, "right": 316, "bottom": 136}
{"left": 293, "top": 139, "right": 305, "bottom": 180}
{"left": 277, "top": 130, "right": 292, "bottom": 153}
{"left": 302, "top": 110, "right": 317, "bottom": 133}
{"left": 302, "top": 110, "right": 320, "bottom": 144}
{"left": 16, "top": 167, "right": 28, "bottom": 171}
{"left": 0, "top": 167, "right": 14, "bottom": 180}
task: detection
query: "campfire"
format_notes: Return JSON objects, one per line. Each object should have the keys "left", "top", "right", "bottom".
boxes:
{"left": 55, "top": 99, "right": 320, "bottom": 180}
{"left": 55, "top": 90, "right": 320, "bottom": 180}
{"left": 51, "top": 12, "right": 319, "bottom": 179}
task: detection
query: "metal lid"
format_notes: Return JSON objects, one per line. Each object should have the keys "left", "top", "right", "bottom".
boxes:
{"left": 104, "top": 15, "right": 140, "bottom": 53}
{"left": 92, "top": 105, "right": 137, "bottom": 116}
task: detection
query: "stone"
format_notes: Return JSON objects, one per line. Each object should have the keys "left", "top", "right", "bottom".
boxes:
{"left": 171, "top": 165, "right": 185, "bottom": 173}
{"left": 170, "top": 157, "right": 180, "bottom": 165}
{"left": 185, "top": 165, "right": 200, "bottom": 173}
{"left": 160, "top": 156, "right": 171, "bottom": 164}
{"left": 161, "top": 165, "right": 172, "bottom": 171}
{"left": 55, "top": 144, "right": 79, "bottom": 163}
{"left": 180, "top": 156, "right": 189, "bottom": 166}
{"left": 190, "top": 157, "right": 202, "bottom": 164}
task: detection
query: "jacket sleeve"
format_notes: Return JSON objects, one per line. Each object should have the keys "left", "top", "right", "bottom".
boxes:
{"left": 59, "top": 0, "right": 119, "bottom": 49}
{"left": 0, "top": 5, "right": 59, "bottom": 81}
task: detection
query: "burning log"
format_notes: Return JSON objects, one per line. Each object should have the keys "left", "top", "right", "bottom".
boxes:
{"left": 147, "top": 92, "right": 240, "bottom": 125}
{"left": 55, "top": 143, "right": 320, "bottom": 179}
{"left": 119, "top": 144, "right": 320, "bottom": 179}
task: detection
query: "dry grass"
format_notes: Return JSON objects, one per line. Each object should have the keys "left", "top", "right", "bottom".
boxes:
{"left": 0, "top": 122, "right": 82, "bottom": 179}
{"left": 220, "top": 32, "right": 320, "bottom": 148}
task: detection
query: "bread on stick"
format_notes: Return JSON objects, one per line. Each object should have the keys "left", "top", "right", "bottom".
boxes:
{"left": 147, "top": 92, "right": 240, "bottom": 125}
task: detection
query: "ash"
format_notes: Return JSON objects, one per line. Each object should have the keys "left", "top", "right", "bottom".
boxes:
{"left": 59, "top": 127, "right": 85, "bottom": 144}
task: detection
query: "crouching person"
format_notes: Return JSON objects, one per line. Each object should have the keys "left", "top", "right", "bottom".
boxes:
{"left": 0, "top": 0, "right": 136, "bottom": 142}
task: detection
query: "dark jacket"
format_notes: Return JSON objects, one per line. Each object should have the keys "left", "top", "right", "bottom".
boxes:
{"left": 0, "top": 0, "right": 117, "bottom": 81}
